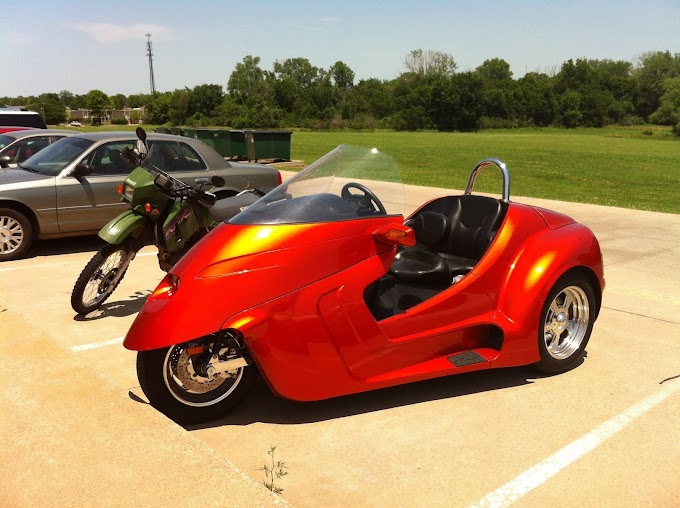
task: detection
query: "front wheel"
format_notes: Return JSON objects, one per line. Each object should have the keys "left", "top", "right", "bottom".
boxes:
{"left": 137, "top": 344, "right": 258, "bottom": 425}
{"left": 0, "top": 207, "right": 33, "bottom": 261}
{"left": 534, "top": 273, "right": 597, "bottom": 374}
{"left": 71, "top": 243, "right": 134, "bottom": 314}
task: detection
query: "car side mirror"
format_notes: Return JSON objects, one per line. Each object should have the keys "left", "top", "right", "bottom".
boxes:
{"left": 71, "top": 163, "right": 93, "bottom": 177}
{"left": 0, "top": 155, "right": 11, "bottom": 169}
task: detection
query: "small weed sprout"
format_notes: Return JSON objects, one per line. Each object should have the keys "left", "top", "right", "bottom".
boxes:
{"left": 258, "top": 445, "right": 289, "bottom": 494}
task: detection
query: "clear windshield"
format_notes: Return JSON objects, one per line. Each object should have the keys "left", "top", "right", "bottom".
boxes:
{"left": 230, "top": 145, "right": 404, "bottom": 225}
{"left": 20, "top": 137, "right": 94, "bottom": 175}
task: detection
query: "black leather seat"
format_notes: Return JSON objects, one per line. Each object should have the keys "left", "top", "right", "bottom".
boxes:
{"left": 389, "top": 195, "right": 503, "bottom": 285}
{"left": 389, "top": 211, "right": 451, "bottom": 287}
{"left": 436, "top": 195, "right": 502, "bottom": 276}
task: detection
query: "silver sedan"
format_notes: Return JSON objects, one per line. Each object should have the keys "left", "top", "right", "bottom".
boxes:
{"left": 0, "top": 131, "right": 280, "bottom": 260}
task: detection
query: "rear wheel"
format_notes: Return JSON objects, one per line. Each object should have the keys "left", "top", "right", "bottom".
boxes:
{"left": 71, "top": 243, "right": 134, "bottom": 314}
{"left": 0, "top": 208, "right": 33, "bottom": 261}
{"left": 535, "top": 273, "right": 596, "bottom": 374}
{"left": 137, "top": 343, "right": 258, "bottom": 425}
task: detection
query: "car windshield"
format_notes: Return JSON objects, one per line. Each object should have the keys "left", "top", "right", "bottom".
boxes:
{"left": 20, "top": 137, "right": 94, "bottom": 175}
{"left": 0, "top": 135, "right": 14, "bottom": 150}
{"left": 230, "top": 145, "right": 404, "bottom": 225}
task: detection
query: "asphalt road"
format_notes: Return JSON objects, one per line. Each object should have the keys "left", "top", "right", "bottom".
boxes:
{"left": 1, "top": 181, "right": 678, "bottom": 507}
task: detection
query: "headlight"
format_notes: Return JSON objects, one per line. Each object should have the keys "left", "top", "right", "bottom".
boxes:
{"left": 123, "top": 183, "right": 134, "bottom": 200}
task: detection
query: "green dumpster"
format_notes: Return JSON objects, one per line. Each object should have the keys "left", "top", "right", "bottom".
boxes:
{"left": 251, "top": 130, "right": 292, "bottom": 161}
{"left": 228, "top": 130, "right": 249, "bottom": 159}
{"left": 192, "top": 128, "right": 215, "bottom": 151}
{"left": 154, "top": 127, "right": 171, "bottom": 134}
{"left": 181, "top": 128, "right": 197, "bottom": 139}
{"left": 212, "top": 130, "right": 231, "bottom": 157}
{"left": 169, "top": 127, "right": 185, "bottom": 136}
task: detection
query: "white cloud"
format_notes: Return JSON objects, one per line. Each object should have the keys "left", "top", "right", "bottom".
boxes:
{"left": 66, "top": 22, "right": 172, "bottom": 44}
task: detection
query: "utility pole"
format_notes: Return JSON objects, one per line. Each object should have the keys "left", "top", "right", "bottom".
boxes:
{"left": 146, "top": 33, "right": 156, "bottom": 94}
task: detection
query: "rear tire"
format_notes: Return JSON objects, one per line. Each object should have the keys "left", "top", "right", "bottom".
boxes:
{"left": 0, "top": 208, "right": 33, "bottom": 261}
{"left": 71, "top": 243, "right": 133, "bottom": 314}
{"left": 534, "top": 273, "right": 596, "bottom": 374}
{"left": 137, "top": 344, "right": 258, "bottom": 425}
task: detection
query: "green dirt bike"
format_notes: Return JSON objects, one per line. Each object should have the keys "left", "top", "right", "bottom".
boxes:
{"left": 70, "top": 128, "right": 262, "bottom": 315}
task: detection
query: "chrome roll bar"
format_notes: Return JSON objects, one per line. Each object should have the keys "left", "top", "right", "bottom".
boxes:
{"left": 464, "top": 158, "right": 510, "bottom": 202}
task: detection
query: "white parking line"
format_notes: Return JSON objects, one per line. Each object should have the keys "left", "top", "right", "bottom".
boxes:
{"left": 469, "top": 375, "right": 680, "bottom": 508}
{"left": 70, "top": 336, "right": 125, "bottom": 352}
{"left": 0, "top": 263, "right": 71, "bottom": 272}
{"left": 0, "top": 251, "right": 157, "bottom": 272}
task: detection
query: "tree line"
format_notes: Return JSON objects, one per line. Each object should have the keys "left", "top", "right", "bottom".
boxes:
{"left": 3, "top": 50, "right": 680, "bottom": 135}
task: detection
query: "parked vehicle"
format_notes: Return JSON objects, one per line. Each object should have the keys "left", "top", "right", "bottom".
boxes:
{"left": 123, "top": 145, "right": 605, "bottom": 425}
{"left": 0, "top": 131, "right": 280, "bottom": 261}
{"left": 71, "top": 128, "right": 264, "bottom": 314}
{"left": 0, "top": 109, "right": 47, "bottom": 133}
{"left": 0, "top": 129, "right": 74, "bottom": 169}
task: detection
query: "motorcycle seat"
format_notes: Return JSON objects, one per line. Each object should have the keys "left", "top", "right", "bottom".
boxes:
{"left": 211, "top": 193, "right": 261, "bottom": 222}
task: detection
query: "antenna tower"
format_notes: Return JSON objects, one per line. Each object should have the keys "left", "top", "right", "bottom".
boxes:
{"left": 146, "top": 33, "right": 156, "bottom": 94}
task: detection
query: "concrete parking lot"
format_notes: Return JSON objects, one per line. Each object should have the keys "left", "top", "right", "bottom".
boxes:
{"left": 1, "top": 176, "right": 678, "bottom": 507}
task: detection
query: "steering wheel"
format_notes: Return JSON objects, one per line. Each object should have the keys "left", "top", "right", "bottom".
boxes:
{"left": 341, "top": 182, "right": 387, "bottom": 216}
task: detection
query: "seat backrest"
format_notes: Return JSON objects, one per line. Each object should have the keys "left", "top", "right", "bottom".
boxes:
{"left": 444, "top": 195, "right": 503, "bottom": 260}
{"left": 411, "top": 195, "right": 503, "bottom": 261}
{"left": 406, "top": 210, "right": 449, "bottom": 248}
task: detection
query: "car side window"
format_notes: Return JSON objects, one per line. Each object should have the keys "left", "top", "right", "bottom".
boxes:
{"left": 84, "top": 141, "right": 136, "bottom": 175}
{"left": 146, "top": 140, "right": 207, "bottom": 172}
{"left": 17, "top": 138, "right": 51, "bottom": 162}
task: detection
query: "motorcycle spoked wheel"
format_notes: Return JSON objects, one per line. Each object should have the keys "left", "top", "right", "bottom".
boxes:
{"left": 137, "top": 344, "right": 259, "bottom": 425}
{"left": 71, "top": 243, "right": 134, "bottom": 315}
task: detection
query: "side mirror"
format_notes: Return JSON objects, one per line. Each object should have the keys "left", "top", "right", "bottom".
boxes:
{"left": 70, "top": 163, "right": 93, "bottom": 177}
{"left": 135, "top": 127, "right": 148, "bottom": 158}
{"left": 0, "top": 155, "right": 11, "bottom": 169}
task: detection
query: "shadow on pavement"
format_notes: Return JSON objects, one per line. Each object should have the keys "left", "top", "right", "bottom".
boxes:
{"left": 27, "top": 235, "right": 105, "bottom": 258}
{"left": 73, "top": 290, "right": 150, "bottom": 321}
{"left": 186, "top": 363, "right": 574, "bottom": 430}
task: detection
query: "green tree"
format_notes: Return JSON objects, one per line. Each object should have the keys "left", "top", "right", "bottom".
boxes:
{"left": 146, "top": 92, "right": 172, "bottom": 124}
{"left": 112, "top": 93, "right": 127, "bottom": 109}
{"left": 28, "top": 93, "right": 66, "bottom": 124}
{"left": 85, "top": 89, "right": 113, "bottom": 119}
{"left": 168, "top": 89, "right": 190, "bottom": 125}
{"left": 634, "top": 51, "right": 680, "bottom": 119}
{"left": 514, "top": 72, "right": 555, "bottom": 126}
{"left": 475, "top": 58, "right": 515, "bottom": 120}
{"left": 188, "top": 84, "right": 224, "bottom": 118}
{"left": 649, "top": 77, "right": 680, "bottom": 125}
{"left": 404, "top": 49, "right": 457, "bottom": 76}
{"left": 58, "top": 90, "right": 74, "bottom": 108}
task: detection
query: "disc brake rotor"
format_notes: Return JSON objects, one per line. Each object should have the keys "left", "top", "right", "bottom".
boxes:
{"left": 172, "top": 349, "right": 226, "bottom": 393}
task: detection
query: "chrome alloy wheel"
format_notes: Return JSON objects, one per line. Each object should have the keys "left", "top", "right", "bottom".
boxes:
{"left": 543, "top": 285, "right": 590, "bottom": 360}
{"left": 0, "top": 215, "right": 24, "bottom": 255}
{"left": 162, "top": 346, "right": 245, "bottom": 407}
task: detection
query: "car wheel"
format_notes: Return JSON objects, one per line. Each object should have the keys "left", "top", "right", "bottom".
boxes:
{"left": 0, "top": 208, "right": 33, "bottom": 261}
{"left": 137, "top": 344, "right": 258, "bottom": 425}
{"left": 535, "top": 273, "right": 596, "bottom": 374}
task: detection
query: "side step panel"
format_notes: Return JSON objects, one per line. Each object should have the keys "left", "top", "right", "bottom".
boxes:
{"left": 448, "top": 350, "right": 489, "bottom": 368}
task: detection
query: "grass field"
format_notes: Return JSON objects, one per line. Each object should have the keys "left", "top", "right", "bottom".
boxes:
{"left": 58, "top": 125, "right": 679, "bottom": 214}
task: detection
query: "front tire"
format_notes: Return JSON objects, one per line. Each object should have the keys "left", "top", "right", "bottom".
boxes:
{"left": 535, "top": 273, "right": 596, "bottom": 374}
{"left": 0, "top": 208, "right": 33, "bottom": 261}
{"left": 137, "top": 344, "right": 258, "bottom": 425}
{"left": 71, "top": 243, "right": 134, "bottom": 314}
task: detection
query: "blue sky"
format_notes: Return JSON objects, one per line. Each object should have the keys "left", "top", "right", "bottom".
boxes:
{"left": 1, "top": 0, "right": 678, "bottom": 97}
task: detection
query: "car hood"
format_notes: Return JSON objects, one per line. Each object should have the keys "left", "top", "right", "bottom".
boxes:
{"left": 0, "top": 168, "right": 53, "bottom": 187}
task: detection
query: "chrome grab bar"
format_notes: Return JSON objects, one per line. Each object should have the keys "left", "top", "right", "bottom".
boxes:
{"left": 464, "top": 158, "right": 511, "bottom": 202}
